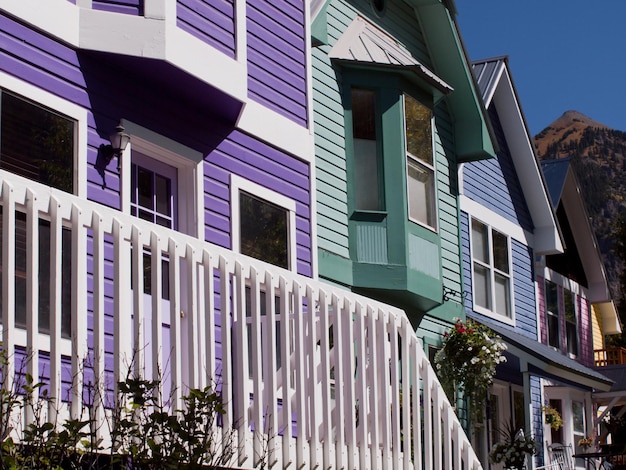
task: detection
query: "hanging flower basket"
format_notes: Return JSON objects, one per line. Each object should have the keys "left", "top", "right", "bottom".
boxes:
{"left": 434, "top": 318, "right": 507, "bottom": 417}
{"left": 541, "top": 405, "right": 563, "bottom": 430}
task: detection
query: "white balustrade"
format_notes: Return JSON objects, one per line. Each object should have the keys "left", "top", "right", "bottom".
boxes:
{"left": 0, "top": 170, "right": 482, "bottom": 469}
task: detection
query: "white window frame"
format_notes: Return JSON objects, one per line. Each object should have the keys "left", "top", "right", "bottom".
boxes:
{"left": 0, "top": 70, "right": 87, "bottom": 198}
{"left": 120, "top": 121, "right": 203, "bottom": 238}
{"left": 230, "top": 174, "right": 297, "bottom": 272}
{"left": 404, "top": 94, "right": 438, "bottom": 232}
{"left": 470, "top": 216, "right": 514, "bottom": 324}
{"left": 542, "top": 269, "right": 583, "bottom": 358}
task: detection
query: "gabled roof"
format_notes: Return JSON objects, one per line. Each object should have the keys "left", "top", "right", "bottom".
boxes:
{"left": 329, "top": 15, "right": 453, "bottom": 97}
{"left": 541, "top": 158, "right": 621, "bottom": 335}
{"left": 469, "top": 56, "right": 563, "bottom": 255}
{"left": 472, "top": 314, "right": 613, "bottom": 391}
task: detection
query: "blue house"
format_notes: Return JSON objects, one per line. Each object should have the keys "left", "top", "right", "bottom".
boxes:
{"left": 461, "top": 57, "right": 617, "bottom": 469}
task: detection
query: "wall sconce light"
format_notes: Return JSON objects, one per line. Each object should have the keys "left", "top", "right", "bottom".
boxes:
{"left": 101, "top": 121, "right": 130, "bottom": 171}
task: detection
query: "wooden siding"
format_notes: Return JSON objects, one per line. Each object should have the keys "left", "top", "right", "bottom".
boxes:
{"left": 313, "top": 0, "right": 462, "bottom": 299}
{"left": 92, "top": 0, "right": 141, "bottom": 15}
{"left": 0, "top": 10, "right": 312, "bottom": 399}
{"left": 591, "top": 303, "right": 604, "bottom": 351}
{"left": 178, "top": 0, "right": 236, "bottom": 58}
{"left": 461, "top": 212, "right": 537, "bottom": 338}
{"left": 462, "top": 106, "right": 533, "bottom": 232}
{"left": 247, "top": 0, "right": 308, "bottom": 127}
{"left": 204, "top": 130, "right": 312, "bottom": 277}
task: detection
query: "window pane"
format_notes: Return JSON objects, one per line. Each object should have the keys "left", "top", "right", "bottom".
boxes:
{"left": 473, "top": 263, "right": 491, "bottom": 309}
{"left": 137, "top": 167, "right": 154, "bottom": 212}
{"left": 472, "top": 219, "right": 489, "bottom": 264}
{"left": 492, "top": 230, "right": 509, "bottom": 274}
{"left": 1, "top": 91, "right": 74, "bottom": 193}
{"left": 564, "top": 290, "right": 576, "bottom": 322}
{"left": 354, "top": 138, "right": 380, "bottom": 210}
{"left": 407, "top": 158, "right": 435, "bottom": 226}
{"left": 240, "top": 192, "right": 289, "bottom": 269}
{"left": 155, "top": 173, "right": 172, "bottom": 217}
{"left": 404, "top": 94, "right": 432, "bottom": 166}
{"left": 548, "top": 312, "right": 560, "bottom": 348}
{"left": 494, "top": 272, "right": 510, "bottom": 317}
{"left": 351, "top": 88, "right": 381, "bottom": 211}
{"left": 566, "top": 322, "right": 578, "bottom": 356}
{"left": 572, "top": 401, "right": 584, "bottom": 434}
{"left": 545, "top": 281, "right": 558, "bottom": 315}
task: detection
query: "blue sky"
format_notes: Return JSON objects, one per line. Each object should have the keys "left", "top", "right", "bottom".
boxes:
{"left": 455, "top": 1, "right": 626, "bottom": 135}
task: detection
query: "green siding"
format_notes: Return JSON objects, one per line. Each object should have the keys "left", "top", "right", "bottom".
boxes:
{"left": 313, "top": 0, "right": 465, "bottom": 330}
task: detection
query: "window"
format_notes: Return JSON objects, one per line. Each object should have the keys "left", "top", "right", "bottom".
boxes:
{"left": 351, "top": 88, "right": 382, "bottom": 211}
{"left": 0, "top": 208, "right": 72, "bottom": 338}
{"left": 231, "top": 175, "right": 296, "bottom": 271}
{"left": 405, "top": 94, "right": 436, "bottom": 230}
{"left": 545, "top": 280, "right": 560, "bottom": 349}
{"left": 564, "top": 289, "right": 578, "bottom": 356}
{"left": 471, "top": 218, "right": 511, "bottom": 318}
{"left": 131, "top": 154, "right": 178, "bottom": 230}
{"left": 0, "top": 89, "right": 75, "bottom": 193}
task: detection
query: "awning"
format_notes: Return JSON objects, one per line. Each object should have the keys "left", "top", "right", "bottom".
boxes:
{"left": 470, "top": 315, "right": 613, "bottom": 392}
{"left": 329, "top": 15, "right": 453, "bottom": 97}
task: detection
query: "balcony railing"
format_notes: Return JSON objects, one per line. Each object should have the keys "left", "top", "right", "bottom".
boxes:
{"left": 594, "top": 347, "right": 626, "bottom": 367}
{"left": 0, "top": 170, "right": 481, "bottom": 469}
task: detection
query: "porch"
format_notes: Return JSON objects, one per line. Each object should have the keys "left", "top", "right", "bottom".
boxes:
{"left": 0, "top": 170, "right": 481, "bottom": 469}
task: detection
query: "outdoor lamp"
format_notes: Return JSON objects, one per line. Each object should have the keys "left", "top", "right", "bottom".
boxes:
{"left": 102, "top": 121, "right": 131, "bottom": 171}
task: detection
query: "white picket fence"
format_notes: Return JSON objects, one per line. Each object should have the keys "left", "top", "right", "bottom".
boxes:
{"left": 0, "top": 170, "right": 481, "bottom": 469}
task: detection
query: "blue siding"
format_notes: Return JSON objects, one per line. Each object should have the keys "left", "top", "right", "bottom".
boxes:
{"left": 247, "top": 0, "right": 308, "bottom": 126}
{"left": 178, "top": 0, "right": 236, "bottom": 58}
{"left": 461, "top": 212, "right": 537, "bottom": 339}
{"left": 463, "top": 106, "right": 533, "bottom": 232}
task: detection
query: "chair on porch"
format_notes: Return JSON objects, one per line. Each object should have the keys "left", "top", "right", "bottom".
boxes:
{"left": 546, "top": 443, "right": 575, "bottom": 470}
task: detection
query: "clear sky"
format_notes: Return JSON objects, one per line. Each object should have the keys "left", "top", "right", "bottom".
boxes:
{"left": 455, "top": 1, "right": 626, "bottom": 136}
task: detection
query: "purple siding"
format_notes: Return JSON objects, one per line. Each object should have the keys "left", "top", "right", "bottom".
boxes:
{"left": 93, "top": 0, "right": 141, "bottom": 15}
{"left": 246, "top": 0, "right": 307, "bottom": 127}
{"left": 0, "top": 9, "right": 312, "bottom": 404}
{"left": 177, "top": 0, "right": 236, "bottom": 58}
{"left": 204, "top": 129, "right": 312, "bottom": 277}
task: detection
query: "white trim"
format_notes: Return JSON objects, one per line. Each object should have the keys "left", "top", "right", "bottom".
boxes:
{"left": 0, "top": 71, "right": 88, "bottom": 199}
{"left": 461, "top": 195, "right": 531, "bottom": 246}
{"left": 121, "top": 122, "right": 203, "bottom": 239}
{"left": 237, "top": 101, "right": 315, "bottom": 164}
{"left": 230, "top": 174, "right": 297, "bottom": 272}
{"left": 404, "top": 95, "right": 438, "bottom": 232}
{"left": 469, "top": 216, "right": 516, "bottom": 326}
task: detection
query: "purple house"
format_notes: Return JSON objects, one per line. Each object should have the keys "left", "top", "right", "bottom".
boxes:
{"left": 0, "top": 1, "right": 480, "bottom": 468}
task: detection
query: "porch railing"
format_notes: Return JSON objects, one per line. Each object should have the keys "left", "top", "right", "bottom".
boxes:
{"left": 0, "top": 170, "right": 481, "bottom": 469}
{"left": 594, "top": 347, "right": 626, "bottom": 366}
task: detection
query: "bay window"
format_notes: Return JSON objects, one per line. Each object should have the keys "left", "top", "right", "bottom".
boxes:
{"left": 404, "top": 94, "right": 436, "bottom": 229}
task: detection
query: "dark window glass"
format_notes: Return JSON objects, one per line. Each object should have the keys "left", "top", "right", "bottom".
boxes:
{"left": 0, "top": 91, "right": 75, "bottom": 193}
{"left": 0, "top": 208, "right": 71, "bottom": 338}
{"left": 239, "top": 191, "right": 289, "bottom": 269}
{"left": 351, "top": 88, "right": 381, "bottom": 211}
{"left": 546, "top": 281, "right": 559, "bottom": 348}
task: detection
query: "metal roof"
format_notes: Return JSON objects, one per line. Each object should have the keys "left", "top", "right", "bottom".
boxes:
{"left": 471, "top": 56, "right": 508, "bottom": 105}
{"left": 470, "top": 314, "right": 613, "bottom": 391}
{"left": 329, "top": 15, "right": 453, "bottom": 95}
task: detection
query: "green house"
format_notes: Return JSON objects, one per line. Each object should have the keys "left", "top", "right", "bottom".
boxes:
{"left": 311, "top": 0, "right": 496, "bottom": 348}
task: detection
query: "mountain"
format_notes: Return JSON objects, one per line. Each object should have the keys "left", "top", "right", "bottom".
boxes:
{"left": 534, "top": 110, "right": 626, "bottom": 302}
